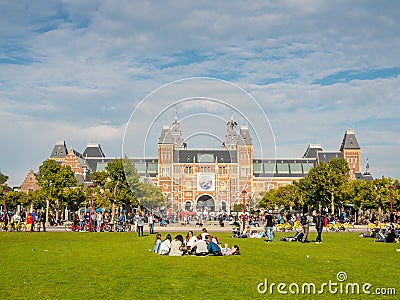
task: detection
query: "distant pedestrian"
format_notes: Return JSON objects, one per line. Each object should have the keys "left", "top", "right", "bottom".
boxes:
{"left": 26, "top": 213, "right": 33, "bottom": 232}
{"left": 135, "top": 212, "right": 144, "bottom": 236}
{"left": 31, "top": 211, "right": 36, "bottom": 232}
{"left": 301, "top": 211, "right": 311, "bottom": 243}
{"left": 148, "top": 213, "right": 154, "bottom": 234}
{"left": 96, "top": 212, "right": 103, "bottom": 232}
{"left": 40, "top": 210, "right": 46, "bottom": 232}
{"left": 314, "top": 211, "right": 324, "bottom": 243}
{"left": 264, "top": 210, "right": 274, "bottom": 242}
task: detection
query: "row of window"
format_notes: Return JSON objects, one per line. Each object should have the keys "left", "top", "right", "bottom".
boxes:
{"left": 253, "top": 163, "right": 314, "bottom": 175}
{"left": 137, "top": 162, "right": 314, "bottom": 176}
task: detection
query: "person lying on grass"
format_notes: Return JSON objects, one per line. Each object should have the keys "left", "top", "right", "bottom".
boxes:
{"left": 279, "top": 231, "right": 304, "bottom": 242}
{"left": 220, "top": 244, "right": 240, "bottom": 255}
{"left": 206, "top": 235, "right": 222, "bottom": 256}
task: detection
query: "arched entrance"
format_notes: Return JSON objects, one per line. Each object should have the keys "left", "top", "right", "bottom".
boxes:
{"left": 184, "top": 201, "right": 193, "bottom": 211}
{"left": 196, "top": 194, "right": 215, "bottom": 212}
{"left": 220, "top": 201, "right": 227, "bottom": 212}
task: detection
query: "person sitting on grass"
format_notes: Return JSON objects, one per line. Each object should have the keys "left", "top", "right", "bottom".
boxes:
{"left": 201, "top": 228, "right": 209, "bottom": 240}
{"left": 250, "top": 230, "right": 266, "bottom": 238}
{"left": 359, "top": 228, "right": 379, "bottom": 238}
{"left": 158, "top": 234, "right": 172, "bottom": 255}
{"left": 279, "top": 231, "right": 304, "bottom": 242}
{"left": 169, "top": 234, "right": 185, "bottom": 256}
{"left": 153, "top": 233, "right": 162, "bottom": 253}
{"left": 185, "top": 231, "right": 197, "bottom": 255}
{"left": 206, "top": 235, "right": 222, "bottom": 256}
{"left": 375, "top": 229, "right": 397, "bottom": 243}
{"left": 220, "top": 244, "right": 240, "bottom": 256}
{"left": 241, "top": 225, "right": 252, "bottom": 238}
{"left": 192, "top": 234, "right": 208, "bottom": 256}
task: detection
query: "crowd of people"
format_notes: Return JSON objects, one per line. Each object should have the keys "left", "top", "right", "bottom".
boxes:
{"left": 1, "top": 210, "right": 48, "bottom": 232}
{"left": 152, "top": 228, "right": 240, "bottom": 256}
{"left": 233, "top": 209, "right": 400, "bottom": 244}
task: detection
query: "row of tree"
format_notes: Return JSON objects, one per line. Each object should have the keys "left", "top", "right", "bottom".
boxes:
{"left": 2, "top": 157, "right": 398, "bottom": 217}
{"left": 0, "top": 158, "right": 166, "bottom": 217}
{"left": 258, "top": 158, "right": 399, "bottom": 215}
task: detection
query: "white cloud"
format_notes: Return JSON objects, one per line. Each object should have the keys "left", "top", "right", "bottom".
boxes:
{"left": 1, "top": 0, "right": 399, "bottom": 185}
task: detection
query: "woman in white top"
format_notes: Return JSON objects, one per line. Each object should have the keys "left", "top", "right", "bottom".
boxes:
{"left": 185, "top": 231, "right": 197, "bottom": 254}
{"left": 158, "top": 234, "right": 172, "bottom": 255}
{"left": 192, "top": 234, "right": 208, "bottom": 256}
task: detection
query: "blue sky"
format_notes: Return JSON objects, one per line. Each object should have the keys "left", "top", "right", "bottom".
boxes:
{"left": 0, "top": 0, "right": 399, "bottom": 186}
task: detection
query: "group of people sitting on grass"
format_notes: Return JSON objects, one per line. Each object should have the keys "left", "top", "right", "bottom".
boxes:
{"left": 359, "top": 226, "right": 399, "bottom": 243}
{"left": 152, "top": 228, "right": 240, "bottom": 256}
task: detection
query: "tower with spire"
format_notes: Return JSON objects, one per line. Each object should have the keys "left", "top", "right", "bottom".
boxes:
{"left": 340, "top": 129, "right": 361, "bottom": 179}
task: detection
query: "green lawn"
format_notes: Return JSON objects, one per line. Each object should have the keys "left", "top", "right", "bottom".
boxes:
{"left": 1, "top": 230, "right": 399, "bottom": 299}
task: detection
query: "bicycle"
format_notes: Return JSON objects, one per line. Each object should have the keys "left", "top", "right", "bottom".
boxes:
{"left": 326, "top": 221, "right": 354, "bottom": 232}
{"left": 12, "top": 221, "right": 26, "bottom": 232}
{"left": 292, "top": 220, "right": 303, "bottom": 232}
{"left": 65, "top": 222, "right": 90, "bottom": 232}
{"left": 275, "top": 222, "right": 292, "bottom": 232}
{"left": 367, "top": 222, "right": 384, "bottom": 233}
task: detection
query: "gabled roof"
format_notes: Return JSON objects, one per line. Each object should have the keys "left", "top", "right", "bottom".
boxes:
{"left": 82, "top": 143, "right": 105, "bottom": 158}
{"left": 340, "top": 129, "right": 360, "bottom": 151}
{"left": 158, "top": 117, "right": 185, "bottom": 148}
{"left": 50, "top": 140, "right": 68, "bottom": 159}
{"left": 238, "top": 126, "right": 252, "bottom": 145}
{"left": 174, "top": 149, "right": 237, "bottom": 163}
{"left": 317, "top": 151, "right": 343, "bottom": 164}
{"left": 303, "top": 144, "right": 323, "bottom": 158}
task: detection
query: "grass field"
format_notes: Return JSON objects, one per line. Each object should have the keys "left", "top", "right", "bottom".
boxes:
{"left": 1, "top": 230, "right": 399, "bottom": 300}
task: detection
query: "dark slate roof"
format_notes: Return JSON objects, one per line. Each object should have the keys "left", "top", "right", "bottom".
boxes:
{"left": 253, "top": 158, "right": 317, "bottom": 178}
{"left": 82, "top": 143, "right": 105, "bottom": 158}
{"left": 317, "top": 151, "right": 343, "bottom": 164}
{"left": 50, "top": 141, "right": 68, "bottom": 159}
{"left": 340, "top": 129, "right": 360, "bottom": 151}
{"left": 74, "top": 173, "right": 85, "bottom": 185}
{"left": 303, "top": 144, "right": 323, "bottom": 158}
{"left": 174, "top": 149, "right": 237, "bottom": 163}
{"left": 355, "top": 172, "right": 374, "bottom": 181}
{"left": 158, "top": 126, "right": 172, "bottom": 144}
{"left": 238, "top": 126, "right": 252, "bottom": 145}
{"left": 87, "top": 158, "right": 114, "bottom": 172}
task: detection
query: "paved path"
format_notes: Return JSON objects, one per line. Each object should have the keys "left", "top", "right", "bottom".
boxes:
{"left": 42, "top": 222, "right": 369, "bottom": 233}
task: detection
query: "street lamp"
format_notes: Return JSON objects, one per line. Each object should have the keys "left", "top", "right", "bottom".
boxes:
{"left": 241, "top": 189, "right": 247, "bottom": 232}
{"left": 89, "top": 185, "right": 93, "bottom": 232}
{"left": 388, "top": 185, "right": 394, "bottom": 215}
{"left": 2, "top": 189, "right": 7, "bottom": 223}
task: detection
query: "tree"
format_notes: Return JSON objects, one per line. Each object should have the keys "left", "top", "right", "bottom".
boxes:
{"left": 2, "top": 191, "right": 25, "bottom": 211}
{"left": 298, "top": 158, "right": 350, "bottom": 214}
{"left": 370, "top": 177, "right": 397, "bottom": 216}
{"left": 0, "top": 171, "right": 8, "bottom": 186}
{"left": 105, "top": 158, "right": 138, "bottom": 207}
{"left": 36, "top": 159, "right": 79, "bottom": 212}
{"left": 137, "top": 183, "right": 165, "bottom": 210}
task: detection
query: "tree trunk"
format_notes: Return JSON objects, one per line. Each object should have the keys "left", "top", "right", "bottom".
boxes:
{"left": 331, "top": 194, "right": 335, "bottom": 215}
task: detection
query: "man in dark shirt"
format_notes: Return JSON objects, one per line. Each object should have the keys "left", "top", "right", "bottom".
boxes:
{"left": 314, "top": 211, "right": 324, "bottom": 243}
{"left": 264, "top": 210, "right": 274, "bottom": 242}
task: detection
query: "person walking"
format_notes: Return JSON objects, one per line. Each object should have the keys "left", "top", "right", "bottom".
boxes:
{"left": 135, "top": 212, "right": 144, "bottom": 237}
{"left": 40, "top": 210, "right": 46, "bottom": 232}
{"left": 314, "top": 211, "right": 324, "bottom": 244}
{"left": 301, "top": 211, "right": 311, "bottom": 243}
{"left": 148, "top": 213, "right": 154, "bottom": 234}
{"left": 26, "top": 213, "right": 33, "bottom": 232}
{"left": 264, "top": 210, "right": 274, "bottom": 242}
{"left": 96, "top": 212, "right": 103, "bottom": 232}
{"left": 31, "top": 210, "right": 36, "bottom": 232}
